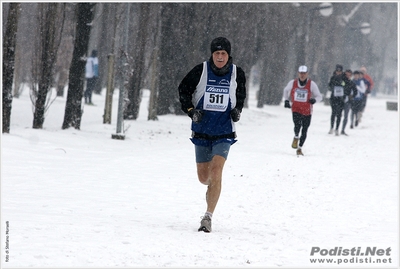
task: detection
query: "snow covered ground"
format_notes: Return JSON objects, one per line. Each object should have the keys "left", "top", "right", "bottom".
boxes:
{"left": 1, "top": 84, "right": 399, "bottom": 268}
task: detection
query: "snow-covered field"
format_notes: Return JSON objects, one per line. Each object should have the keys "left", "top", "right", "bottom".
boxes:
{"left": 1, "top": 84, "right": 399, "bottom": 268}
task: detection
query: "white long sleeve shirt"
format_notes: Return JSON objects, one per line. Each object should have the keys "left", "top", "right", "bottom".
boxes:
{"left": 85, "top": 57, "right": 99, "bottom": 79}
{"left": 283, "top": 78, "right": 322, "bottom": 102}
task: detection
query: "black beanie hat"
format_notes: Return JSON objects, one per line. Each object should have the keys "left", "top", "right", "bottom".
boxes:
{"left": 336, "top": 64, "right": 343, "bottom": 72}
{"left": 210, "top": 37, "right": 231, "bottom": 55}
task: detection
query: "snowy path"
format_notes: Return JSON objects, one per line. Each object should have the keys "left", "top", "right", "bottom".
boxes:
{"left": 2, "top": 87, "right": 398, "bottom": 267}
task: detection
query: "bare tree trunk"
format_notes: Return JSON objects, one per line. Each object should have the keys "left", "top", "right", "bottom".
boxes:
{"left": 12, "top": 4, "right": 37, "bottom": 99}
{"left": 257, "top": 3, "right": 293, "bottom": 106}
{"left": 147, "top": 4, "right": 161, "bottom": 121}
{"left": 32, "top": 3, "right": 65, "bottom": 129}
{"left": 265, "top": 4, "right": 291, "bottom": 105}
{"left": 94, "top": 3, "right": 110, "bottom": 95}
{"left": 148, "top": 48, "right": 159, "bottom": 121}
{"left": 157, "top": 3, "right": 176, "bottom": 115}
{"left": 62, "top": 3, "right": 95, "bottom": 130}
{"left": 124, "top": 3, "right": 150, "bottom": 120}
{"left": 158, "top": 3, "right": 198, "bottom": 115}
{"left": 2, "top": 3, "right": 20, "bottom": 133}
{"left": 102, "top": 4, "right": 117, "bottom": 124}
{"left": 54, "top": 4, "right": 75, "bottom": 97}
{"left": 56, "top": 69, "right": 68, "bottom": 97}
{"left": 13, "top": 39, "right": 23, "bottom": 98}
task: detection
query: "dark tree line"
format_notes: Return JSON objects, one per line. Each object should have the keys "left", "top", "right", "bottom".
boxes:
{"left": 2, "top": 2, "right": 397, "bottom": 132}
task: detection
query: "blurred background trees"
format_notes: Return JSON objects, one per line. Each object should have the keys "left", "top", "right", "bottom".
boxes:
{"left": 2, "top": 2, "right": 398, "bottom": 131}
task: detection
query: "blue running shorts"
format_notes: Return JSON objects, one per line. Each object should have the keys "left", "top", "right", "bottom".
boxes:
{"left": 191, "top": 138, "right": 236, "bottom": 163}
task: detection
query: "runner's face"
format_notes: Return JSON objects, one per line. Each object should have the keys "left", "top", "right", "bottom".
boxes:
{"left": 212, "top": 50, "right": 229, "bottom": 68}
{"left": 298, "top": 72, "right": 308, "bottom": 80}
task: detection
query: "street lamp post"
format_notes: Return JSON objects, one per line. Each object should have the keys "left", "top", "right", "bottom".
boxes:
{"left": 338, "top": 3, "right": 371, "bottom": 35}
{"left": 346, "top": 22, "right": 371, "bottom": 35}
{"left": 360, "top": 22, "right": 371, "bottom": 35}
{"left": 315, "top": 2, "right": 333, "bottom": 17}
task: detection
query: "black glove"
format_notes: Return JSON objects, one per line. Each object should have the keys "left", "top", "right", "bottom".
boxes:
{"left": 188, "top": 108, "right": 203, "bottom": 123}
{"left": 308, "top": 98, "right": 316, "bottom": 104}
{"left": 230, "top": 108, "right": 241, "bottom": 122}
{"left": 284, "top": 100, "right": 291, "bottom": 108}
